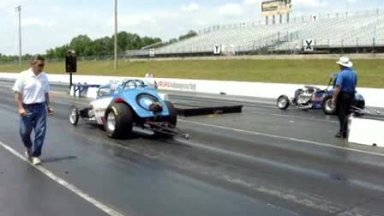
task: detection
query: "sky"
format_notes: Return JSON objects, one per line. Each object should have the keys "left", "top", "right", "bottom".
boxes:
{"left": 0, "top": 0, "right": 382, "bottom": 55}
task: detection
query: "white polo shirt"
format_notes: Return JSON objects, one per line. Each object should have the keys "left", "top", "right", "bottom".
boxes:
{"left": 12, "top": 68, "right": 50, "bottom": 105}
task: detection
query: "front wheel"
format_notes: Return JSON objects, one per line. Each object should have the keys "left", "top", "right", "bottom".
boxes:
{"left": 69, "top": 106, "right": 79, "bottom": 126}
{"left": 277, "top": 95, "right": 290, "bottom": 110}
{"left": 105, "top": 103, "right": 133, "bottom": 139}
{"left": 322, "top": 96, "right": 336, "bottom": 115}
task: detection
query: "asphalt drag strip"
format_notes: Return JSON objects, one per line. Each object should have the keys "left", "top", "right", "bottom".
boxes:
{"left": 0, "top": 141, "right": 110, "bottom": 216}
{"left": 1, "top": 83, "right": 384, "bottom": 216}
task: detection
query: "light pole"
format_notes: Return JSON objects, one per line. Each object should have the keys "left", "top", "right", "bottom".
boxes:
{"left": 114, "top": 0, "right": 118, "bottom": 70}
{"left": 16, "top": 5, "right": 22, "bottom": 72}
{"left": 345, "top": 0, "right": 349, "bottom": 15}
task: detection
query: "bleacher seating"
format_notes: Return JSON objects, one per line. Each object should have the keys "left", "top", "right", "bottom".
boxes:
{"left": 150, "top": 9, "right": 384, "bottom": 55}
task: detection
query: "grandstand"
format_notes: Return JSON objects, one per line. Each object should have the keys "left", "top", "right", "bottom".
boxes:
{"left": 127, "top": 9, "right": 384, "bottom": 57}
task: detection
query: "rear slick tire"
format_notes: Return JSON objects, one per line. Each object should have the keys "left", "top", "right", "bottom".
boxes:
{"left": 105, "top": 103, "right": 133, "bottom": 139}
{"left": 322, "top": 96, "right": 336, "bottom": 115}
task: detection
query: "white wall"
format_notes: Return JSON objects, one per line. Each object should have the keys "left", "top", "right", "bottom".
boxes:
{"left": 348, "top": 116, "right": 384, "bottom": 147}
{"left": 1, "top": 72, "right": 384, "bottom": 107}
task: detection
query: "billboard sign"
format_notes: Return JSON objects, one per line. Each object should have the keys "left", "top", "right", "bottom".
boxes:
{"left": 262, "top": 1, "right": 279, "bottom": 12}
{"left": 261, "top": 0, "right": 292, "bottom": 16}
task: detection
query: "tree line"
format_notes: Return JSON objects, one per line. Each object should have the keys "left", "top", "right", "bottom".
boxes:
{"left": 0, "top": 30, "right": 197, "bottom": 61}
{"left": 46, "top": 31, "right": 162, "bottom": 58}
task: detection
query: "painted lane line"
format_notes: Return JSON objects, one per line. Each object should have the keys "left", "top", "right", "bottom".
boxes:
{"left": 243, "top": 109, "right": 339, "bottom": 124}
{"left": 0, "top": 141, "right": 125, "bottom": 216}
{"left": 179, "top": 119, "right": 384, "bottom": 157}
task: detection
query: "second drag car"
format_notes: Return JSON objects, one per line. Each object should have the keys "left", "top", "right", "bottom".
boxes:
{"left": 276, "top": 74, "right": 365, "bottom": 115}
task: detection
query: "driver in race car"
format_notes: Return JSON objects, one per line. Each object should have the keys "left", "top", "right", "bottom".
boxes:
{"left": 332, "top": 56, "right": 357, "bottom": 139}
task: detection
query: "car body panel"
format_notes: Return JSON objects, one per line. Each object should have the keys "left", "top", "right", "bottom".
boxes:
{"left": 90, "top": 96, "right": 114, "bottom": 124}
{"left": 89, "top": 79, "right": 171, "bottom": 125}
{"left": 116, "top": 89, "right": 171, "bottom": 118}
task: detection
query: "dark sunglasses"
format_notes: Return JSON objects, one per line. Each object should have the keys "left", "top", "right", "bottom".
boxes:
{"left": 37, "top": 63, "right": 45, "bottom": 67}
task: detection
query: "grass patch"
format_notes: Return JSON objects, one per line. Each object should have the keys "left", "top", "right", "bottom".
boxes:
{"left": 1, "top": 58, "right": 383, "bottom": 88}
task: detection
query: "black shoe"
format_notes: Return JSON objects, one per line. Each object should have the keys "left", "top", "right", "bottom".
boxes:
{"left": 335, "top": 132, "right": 343, "bottom": 138}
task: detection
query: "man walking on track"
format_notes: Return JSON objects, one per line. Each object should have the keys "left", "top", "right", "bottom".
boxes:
{"left": 12, "top": 55, "right": 54, "bottom": 165}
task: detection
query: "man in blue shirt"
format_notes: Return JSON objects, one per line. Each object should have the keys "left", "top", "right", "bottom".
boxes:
{"left": 332, "top": 56, "right": 357, "bottom": 138}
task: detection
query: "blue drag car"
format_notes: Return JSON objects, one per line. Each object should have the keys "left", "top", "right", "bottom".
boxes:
{"left": 69, "top": 79, "right": 188, "bottom": 139}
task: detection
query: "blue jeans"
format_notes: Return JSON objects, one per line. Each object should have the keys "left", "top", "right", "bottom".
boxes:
{"left": 19, "top": 103, "right": 47, "bottom": 157}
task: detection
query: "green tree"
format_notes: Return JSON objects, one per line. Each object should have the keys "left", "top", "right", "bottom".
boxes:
{"left": 69, "top": 35, "right": 94, "bottom": 56}
{"left": 93, "top": 37, "right": 113, "bottom": 56}
{"left": 113, "top": 32, "right": 161, "bottom": 51}
{"left": 116, "top": 31, "right": 129, "bottom": 51}
{"left": 42, "top": 32, "right": 163, "bottom": 58}
{"left": 46, "top": 44, "right": 70, "bottom": 58}
{"left": 141, "top": 36, "right": 162, "bottom": 48}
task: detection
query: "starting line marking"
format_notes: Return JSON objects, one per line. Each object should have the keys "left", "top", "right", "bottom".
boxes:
{"left": 0, "top": 141, "right": 125, "bottom": 216}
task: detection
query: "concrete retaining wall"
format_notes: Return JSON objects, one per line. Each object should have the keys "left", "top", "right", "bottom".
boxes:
{"left": 1, "top": 72, "right": 383, "bottom": 107}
